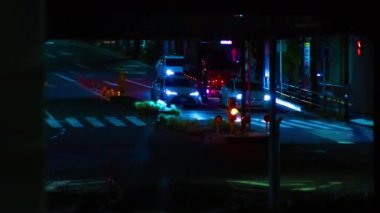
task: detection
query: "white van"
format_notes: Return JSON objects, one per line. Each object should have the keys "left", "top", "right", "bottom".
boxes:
{"left": 155, "top": 55, "right": 185, "bottom": 77}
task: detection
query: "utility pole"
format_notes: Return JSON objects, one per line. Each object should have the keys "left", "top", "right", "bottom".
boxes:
{"left": 279, "top": 40, "right": 283, "bottom": 96}
{"left": 343, "top": 34, "right": 350, "bottom": 121}
{"left": 269, "top": 37, "right": 280, "bottom": 210}
{"left": 241, "top": 40, "right": 246, "bottom": 116}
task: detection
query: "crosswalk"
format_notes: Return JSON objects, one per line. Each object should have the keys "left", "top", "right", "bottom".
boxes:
{"left": 45, "top": 115, "right": 147, "bottom": 128}
{"left": 46, "top": 113, "right": 354, "bottom": 132}
{"left": 181, "top": 110, "right": 355, "bottom": 132}
{"left": 247, "top": 118, "right": 353, "bottom": 131}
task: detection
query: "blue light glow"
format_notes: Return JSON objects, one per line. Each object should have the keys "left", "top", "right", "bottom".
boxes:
{"left": 220, "top": 40, "right": 232, "bottom": 45}
{"left": 317, "top": 73, "right": 322, "bottom": 77}
{"left": 190, "top": 91, "right": 199, "bottom": 96}
{"left": 166, "top": 69, "right": 174, "bottom": 76}
{"left": 264, "top": 95, "right": 271, "bottom": 101}
{"left": 304, "top": 42, "right": 311, "bottom": 67}
{"left": 275, "top": 98, "right": 301, "bottom": 112}
{"left": 236, "top": 93, "right": 242, "bottom": 100}
{"left": 337, "top": 141, "right": 354, "bottom": 144}
{"left": 165, "top": 89, "right": 178, "bottom": 96}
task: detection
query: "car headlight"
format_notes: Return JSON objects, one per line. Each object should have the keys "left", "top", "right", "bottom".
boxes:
{"left": 236, "top": 93, "right": 242, "bottom": 100}
{"left": 264, "top": 94, "right": 271, "bottom": 101}
{"left": 165, "top": 89, "right": 177, "bottom": 96}
{"left": 190, "top": 91, "right": 199, "bottom": 96}
{"left": 166, "top": 69, "right": 174, "bottom": 76}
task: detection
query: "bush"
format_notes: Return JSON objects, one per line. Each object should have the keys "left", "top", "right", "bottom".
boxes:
{"left": 157, "top": 113, "right": 201, "bottom": 133}
{"left": 135, "top": 100, "right": 181, "bottom": 116}
{"left": 209, "top": 119, "right": 242, "bottom": 132}
{"left": 135, "top": 100, "right": 160, "bottom": 115}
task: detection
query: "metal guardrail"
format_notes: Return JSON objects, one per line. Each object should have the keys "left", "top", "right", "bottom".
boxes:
{"left": 277, "top": 83, "right": 351, "bottom": 114}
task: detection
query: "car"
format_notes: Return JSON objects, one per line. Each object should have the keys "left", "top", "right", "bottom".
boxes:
{"left": 155, "top": 55, "right": 185, "bottom": 77}
{"left": 151, "top": 75, "right": 202, "bottom": 105}
{"left": 219, "top": 79, "right": 271, "bottom": 109}
{"left": 206, "top": 75, "right": 226, "bottom": 98}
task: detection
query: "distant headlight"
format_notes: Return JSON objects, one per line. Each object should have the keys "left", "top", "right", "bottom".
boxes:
{"left": 190, "top": 91, "right": 199, "bottom": 96}
{"left": 236, "top": 93, "right": 242, "bottom": 100}
{"left": 166, "top": 69, "right": 174, "bottom": 76}
{"left": 264, "top": 94, "right": 271, "bottom": 101}
{"left": 165, "top": 89, "right": 178, "bottom": 96}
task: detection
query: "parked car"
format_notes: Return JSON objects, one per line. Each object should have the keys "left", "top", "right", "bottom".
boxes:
{"left": 219, "top": 79, "right": 271, "bottom": 108}
{"left": 151, "top": 75, "right": 202, "bottom": 105}
{"left": 155, "top": 55, "right": 185, "bottom": 77}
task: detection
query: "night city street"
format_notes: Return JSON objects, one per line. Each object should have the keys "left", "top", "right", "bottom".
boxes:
{"left": 43, "top": 40, "right": 373, "bottom": 211}
{"left": 1, "top": 1, "right": 377, "bottom": 212}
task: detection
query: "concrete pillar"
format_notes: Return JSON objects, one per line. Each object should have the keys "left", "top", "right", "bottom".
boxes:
{"left": 163, "top": 40, "right": 169, "bottom": 55}
{"left": 0, "top": 0, "right": 46, "bottom": 212}
{"left": 170, "top": 40, "right": 176, "bottom": 54}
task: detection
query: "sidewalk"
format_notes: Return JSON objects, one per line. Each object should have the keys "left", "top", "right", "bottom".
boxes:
{"left": 349, "top": 113, "right": 374, "bottom": 127}
{"left": 288, "top": 102, "right": 374, "bottom": 128}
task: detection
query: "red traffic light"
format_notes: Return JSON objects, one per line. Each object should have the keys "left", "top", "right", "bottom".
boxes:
{"left": 263, "top": 114, "right": 270, "bottom": 123}
{"left": 214, "top": 115, "right": 223, "bottom": 124}
{"left": 241, "top": 114, "right": 251, "bottom": 125}
{"left": 356, "top": 40, "right": 363, "bottom": 56}
{"left": 228, "top": 107, "right": 239, "bottom": 122}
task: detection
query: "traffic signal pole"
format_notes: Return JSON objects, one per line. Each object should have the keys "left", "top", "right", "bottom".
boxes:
{"left": 240, "top": 40, "right": 247, "bottom": 116}
{"left": 268, "top": 37, "right": 280, "bottom": 210}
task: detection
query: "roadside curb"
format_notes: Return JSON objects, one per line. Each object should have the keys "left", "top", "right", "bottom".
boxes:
{"left": 203, "top": 131, "right": 269, "bottom": 144}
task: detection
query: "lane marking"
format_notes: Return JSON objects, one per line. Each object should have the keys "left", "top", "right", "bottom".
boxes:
{"left": 252, "top": 118, "right": 292, "bottom": 128}
{"left": 76, "top": 63, "right": 92, "bottom": 70}
{"left": 281, "top": 120, "right": 312, "bottom": 129}
{"left": 125, "top": 116, "right": 146, "bottom": 126}
{"left": 103, "top": 81, "right": 118, "bottom": 87}
{"left": 308, "top": 120, "right": 352, "bottom": 131}
{"left": 54, "top": 73, "right": 75, "bottom": 82}
{"left": 337, "top": 141, "right": 354, "bottom": 144}
{"left": 55, "top": 73, "right": 110, "bottom": 101}
{"left": 65, "top": 117, "right": 84, "bottom": 128}
{"left": 350, "top": 118, "right": 373, "bottom": 127}
{"left": 124, "top": 79, "right": 152, "bottom": 89}
{"left": 85, "top": 117, "right": 105, "bottom": 127}
{"left": 44, "top": 53, "right": 56, "bottom": 58}
{"left": 44, "top": 110, "right": 55, "bottom": 119}
{"left": 289, "top": 120, "right": 332, "bottom": 130}
{"left": 46, "top": 118, "right": 62, "bottom": 128}
{"left": 250, "top": 120, "right": 265, "bottom": 127}
{"left": 105, "top": 116, "right": 126, "bottom": 127}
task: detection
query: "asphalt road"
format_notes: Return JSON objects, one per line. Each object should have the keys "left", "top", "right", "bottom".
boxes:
{"left": 43, "top": 40, "right": 374, "bottom": 211}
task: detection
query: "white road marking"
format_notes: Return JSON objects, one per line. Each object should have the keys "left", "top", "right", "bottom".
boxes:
{"left": 45, "top": 110, "right": 55, "bottom": 119}
{"left": 46, "top": 118, "right": 62, "bottom": 128}
{"left": 55, "top": 73, "right": 75, "bottom": 82}
{"left": 85, "top": 117, "right": 105, "bottom": 127}
{"left": 45, "top": 180, "right": 71, "bottom": 191}
{"left": 44, "top": 53, "right": 56, "bottom": 58}
{"left": 103, "top": 81, "right": 118, "bottom": 87}
{"left": 65, "top": 117, "right": 84, "bottom": 128}
{"left": 252, "top": 118, "right": 292, "bottom": 128}
{"left": 281, "top": 120, "right": 313, "bottom": 129}
{"left": 76, "top": 63, "right": 92, "bottom": 70}
{"left": 105, "top": 116, "right": 126, "bottom": 127}
{"left": 125, "top": 116, "right": 146, "bottom": 126}
{"left": 308, "top": 120, "right": 352, "bottom": 131}
{"left": 124, "top": 79, "right": 152, "bottom": 89}
{"left": 337, "top": 141, "right": 354, "bottom": 144}
{"left": 251, "top": 120, "right": 265, "bottom": 127}
{"left": 289, "top": 120, "right": 332, "bottom": 130}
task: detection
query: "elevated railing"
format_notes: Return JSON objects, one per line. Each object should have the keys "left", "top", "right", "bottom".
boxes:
{"left": 277, "top": 82, "right": 350, "bottom": 116}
